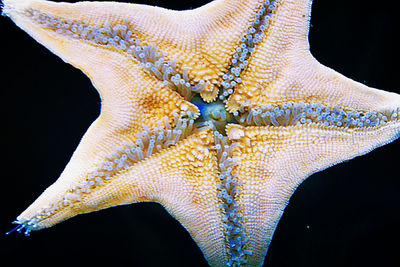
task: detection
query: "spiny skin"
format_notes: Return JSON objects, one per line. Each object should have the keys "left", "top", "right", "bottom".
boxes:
{"left": 2, "top": 0, "right": 400, "bottom": 266}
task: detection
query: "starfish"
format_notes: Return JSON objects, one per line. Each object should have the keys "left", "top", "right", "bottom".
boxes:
{"left": 3, "top": 0, "right": 400, "bottom": 266}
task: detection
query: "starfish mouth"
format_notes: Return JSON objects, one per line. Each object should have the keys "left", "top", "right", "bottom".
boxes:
{"left": 191, "top": 95, "right": 238, "bottom": 134}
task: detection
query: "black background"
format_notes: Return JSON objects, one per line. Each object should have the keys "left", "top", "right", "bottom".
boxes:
{"left": 1, "top": 0, "right": 399, "bottom": 266}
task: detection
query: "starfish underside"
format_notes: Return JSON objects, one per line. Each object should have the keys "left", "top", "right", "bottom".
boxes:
{"left": 3, "top": 0, "right": 400, "bottom": 266}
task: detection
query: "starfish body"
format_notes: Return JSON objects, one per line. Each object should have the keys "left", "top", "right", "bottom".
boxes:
{"left": 3, "top": 0, "right": 399, "bottom": 266}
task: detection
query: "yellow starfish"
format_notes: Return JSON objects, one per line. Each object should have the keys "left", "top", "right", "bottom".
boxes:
{"left": 3, "top": 0, "right": 399, "bottom": 266}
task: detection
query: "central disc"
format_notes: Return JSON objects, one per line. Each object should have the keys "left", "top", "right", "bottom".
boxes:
{"left": 191, "top": 95, "right": 236, "bottom": 134}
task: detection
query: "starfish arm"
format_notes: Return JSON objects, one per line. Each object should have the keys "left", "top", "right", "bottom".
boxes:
{"left": 2, "top": 0, "right": 205, "bottom": 178}
{"left": 16, "top": 128, "right": 230, "bottom": 265}
{"left": 227, "top": 0, "right": 400, "bottom": 114}
{"left": 2, "top": 0, "right": 283, "bottom": 102}
{"left": 226, "top": 122, "right": 400, "bottom": 266}
{"left": 2, "top": 0, "right": 201, "bottom": 124}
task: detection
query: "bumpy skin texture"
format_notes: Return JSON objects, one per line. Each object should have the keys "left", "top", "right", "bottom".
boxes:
{"left": 3, "top": 0, "right": 400, "bottom": 266}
